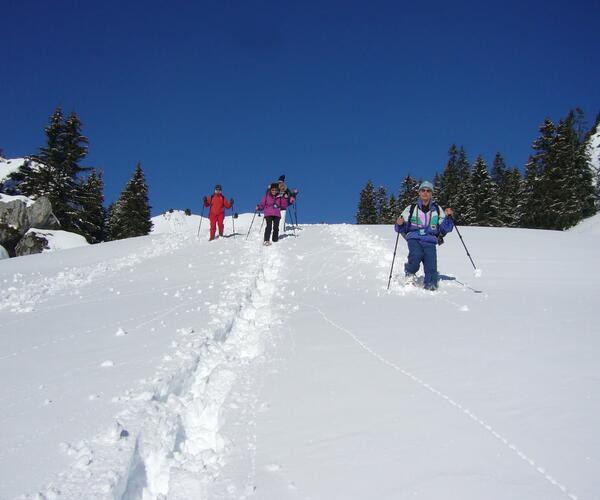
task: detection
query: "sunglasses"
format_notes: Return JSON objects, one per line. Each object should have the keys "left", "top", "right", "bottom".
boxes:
{"left": 420, "top": 188, "right": 432, "bottom": 193}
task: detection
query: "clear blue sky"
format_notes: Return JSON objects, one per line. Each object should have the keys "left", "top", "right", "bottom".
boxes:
{"left": 2, "top": 0, "right": 598, "bottom": 222}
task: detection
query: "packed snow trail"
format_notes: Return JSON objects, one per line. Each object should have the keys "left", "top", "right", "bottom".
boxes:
{"left": 2, "top": 215, "right": 600, "bottom": 499}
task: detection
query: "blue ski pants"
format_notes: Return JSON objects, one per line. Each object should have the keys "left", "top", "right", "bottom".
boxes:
{"left": 405, "top": 239, "right": 438, "bottom": 287}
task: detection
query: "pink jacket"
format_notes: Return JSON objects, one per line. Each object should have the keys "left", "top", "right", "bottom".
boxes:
{"left": 257, "top": 192, "right": 289, "bottom": 217}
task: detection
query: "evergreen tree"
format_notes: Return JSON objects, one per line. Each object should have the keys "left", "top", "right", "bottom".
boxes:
{"left": 551, "top": 109, "right": 595, "bottom": 229}
{"left": 491, "top": 152, "right": 509, "bottom": 226}
{"left": 504, "top": 167, "right": 523, "bottom": 227}
{"left": 106, "top": 164, "right": 153, "bottom": 240}
{"left": 77, "top": 170, "right": 106, "bottom": 243}
{"left": 520, "top": 119, "right": 556, "bottom": 228}
{"left": 11, "top": 108, "right": 91, "bottom": 233}
{"left": 453, "top": 147, "right": 473, "bottom": 224}
{"left": 437, "top": 144, "right": 460, "bottom": 209}
{"left": 388, "top": 194, "right": 398, "bottom": 223}
{"left": 356, "top": 180, "right": 378, "bottom": 224}
{"left": 398, "top": 175, "right": 420, "bottom": 212}
{"left": 375, "top": 185, "right": 391, "bottom": 224}
{"left": 466, "top": 155, "right": 501, "bottom": 226}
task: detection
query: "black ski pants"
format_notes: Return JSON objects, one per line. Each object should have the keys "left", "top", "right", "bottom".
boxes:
{"left": 264, "top": 216, "right": 280, "bottom": 242}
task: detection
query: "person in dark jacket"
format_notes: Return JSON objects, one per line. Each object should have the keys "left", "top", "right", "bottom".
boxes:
{"left": 276, "top": 174, "right": 298, "bottom": 233}
{"left": 257, "top": 183, "right": 290, "bottom": 245}
{"left": 203, "top": 184, "right": 233, "bottom": 241}
{"left": 394, "top": 181, "right": 454, "bottom": 290}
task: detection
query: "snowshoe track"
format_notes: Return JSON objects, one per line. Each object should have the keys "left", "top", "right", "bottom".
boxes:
{"left": 31, "top": 239, "right": 283, "bottom": 500}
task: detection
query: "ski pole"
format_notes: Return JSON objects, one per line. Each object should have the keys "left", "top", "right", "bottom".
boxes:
{"left": 197, "top": 205, "right": 206, "bottom": 238}
{"left": 246, "top": 210, "right": 258, "bottom": 240}
{"left": 451, "top": 217, "right": 478, "bottom": 270}
{"left": 293, "top": 200, "right": 299, "bottom": 227}
{"left": 232, "top": 208, "right": 236, "bottom": 239}
{"left": 387, "top": 232, "right": 401, "bottom": 290}
{"left": 287, "top": 208, "right": 297, "bottom": 237}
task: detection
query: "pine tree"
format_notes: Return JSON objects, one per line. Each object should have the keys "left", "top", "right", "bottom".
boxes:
{"left": 467, "top": 155, "right": 501, "bottom": 226}
{"left": 356, "top": 180, "right": 378, "bottom": 224}
{"left": 77, "top": 170, "right": 106, "bottom": 243}
{"left": 398, "top": 175, "right": 420, "bottom": 213}
{"left": 12, "top": 108, "right": 91, "bottom": 233}
{"left": 520, "top": 119, "right": 556, "bottom": 228}
{"left": 491, "top": 153, "right": 509, "bottom": 226}
{"left": 375, "top": 185, "right": 390, "bottom": 224}
{"left": 388, "top": 194, "right": 398, "bottom": 223}
{"left": 453, "top": 147, "right": 473, "bottom": 224}
{"left": 437, "top": 144, "right": 460, "bottom": 209}
{"left": 504, "top": 167, "right": 523, "bottom": 227}
{"left": 106, "top": 164, "right": 153, "bottom": 240}
{"left": 551, "top": 109, "right": 596, "bottom": 229}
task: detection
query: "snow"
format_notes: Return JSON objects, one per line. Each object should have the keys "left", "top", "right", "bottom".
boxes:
{"left": 1, "top": 214, "right": 599, "bottom": 500}
{"left": 24, "top": 228, "right": 90, "bottom": 253}
{"left": 0, "top": 193, "right": 36, "bottom": 207}
{"left": 569, "top": 212, "right": 600, "bottom": 235}
{"left": 0, "top": 157, "right": 27, "bottom": 182}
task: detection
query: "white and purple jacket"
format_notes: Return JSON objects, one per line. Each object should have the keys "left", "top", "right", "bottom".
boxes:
{"left": 394, "top": 200, "right": 454, "bottom": 245}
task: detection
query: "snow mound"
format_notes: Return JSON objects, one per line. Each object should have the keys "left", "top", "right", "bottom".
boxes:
{"left": 27, "top": 228, "right": 89, "bottom": 252}
{"left": 569, "top": 212, "right": 600, "bottom": 234}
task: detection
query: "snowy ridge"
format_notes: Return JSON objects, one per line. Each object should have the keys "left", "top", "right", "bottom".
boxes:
{"left": 28, "top": 237, "right": 284, "bottom": 499}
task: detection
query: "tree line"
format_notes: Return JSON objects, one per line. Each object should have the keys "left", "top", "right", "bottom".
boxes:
{"left": 357, "top": 109, "right": 600, "bottom": 230}
{"left": 1, "top": 107, "right": 153, "bottom": 243}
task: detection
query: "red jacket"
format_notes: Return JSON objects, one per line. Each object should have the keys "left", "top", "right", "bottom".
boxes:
{"left": 204, "top": 193, "right": 232, "bottom": 216}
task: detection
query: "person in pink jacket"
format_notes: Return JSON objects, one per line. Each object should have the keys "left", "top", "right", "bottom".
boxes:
{"left": 257, "top": 183, "right": 290, "bottom": 245}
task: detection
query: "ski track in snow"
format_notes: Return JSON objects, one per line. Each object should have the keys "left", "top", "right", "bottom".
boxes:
{"left": 300, "top": 224, "right": 579, "bottom": 500}
{"left": 22, "top": 237, "right": 284, "bottom": 500}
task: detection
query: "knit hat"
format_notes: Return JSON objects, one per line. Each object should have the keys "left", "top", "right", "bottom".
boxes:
{"left": 418, "top": 181, "right": 434, "bottom": 192}
{"left": 214, "top": 184, "right": 222, "bottom": 191}
{"left": 278, "top": 175, "right": 285, "bottom": 182}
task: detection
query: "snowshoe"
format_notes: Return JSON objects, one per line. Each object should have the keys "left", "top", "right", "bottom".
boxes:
{"left": 403, "top": 273, "right": 417, "bottom": 286}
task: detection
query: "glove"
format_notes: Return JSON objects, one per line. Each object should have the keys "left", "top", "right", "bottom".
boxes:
{"left": 293, "top": 189, "right": 299, "bottom": 194}
{"left": 256, "top": 204, "right": 260, "bottom": 211}
{"left": 203, "top": 196, "right": 208, "bottom": 204}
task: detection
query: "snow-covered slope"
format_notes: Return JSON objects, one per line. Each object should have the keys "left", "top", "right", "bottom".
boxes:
{"left": 1, "top": 213, "right": 599, "bottom": 500}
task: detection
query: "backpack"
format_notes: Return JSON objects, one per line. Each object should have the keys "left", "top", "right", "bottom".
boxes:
{"left": 408, "top": 203, "right": 446, "bottom": 245}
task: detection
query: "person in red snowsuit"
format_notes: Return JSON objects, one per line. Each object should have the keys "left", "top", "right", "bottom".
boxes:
{"left": 203, "top": 184, "right": 233, "bottom": 240}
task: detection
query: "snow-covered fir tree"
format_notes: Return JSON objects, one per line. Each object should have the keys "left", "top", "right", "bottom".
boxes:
{"left": 398, "top": 174, "right": 420, "bottom": 212}
{"left": 520, "top": 119, "right": 556, "bottom": 229}
{"left": 437, "top": 144, "right": 460, "bottom": 210}
{"left": 375, "top": 185, "right": 391, "bottom": 224}
{"left": 551, "top": 109, "right": 596, "bottom": 229}
{"left": 356, "top": 180, "right": 378, "bottom": 224}
{"left": 11, "top": 108, "right": 91, "bottom": 234}
{"left": 503, "top": 167, "right": 523, "bottom": 227}
{"left": 388, "top": 193, "right": 399, "bottom": 222}
{"left": 466, "top": 155, "right": 501, "bottom": 226}
{"left": 106, "top": 163, "right": 153, "bottom": 240}
{"left": 453, "top": 146, "right": 473, "bottom": 224}
{"left": 77, "top": 170, "right": 106, "bottom": 243}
